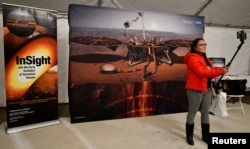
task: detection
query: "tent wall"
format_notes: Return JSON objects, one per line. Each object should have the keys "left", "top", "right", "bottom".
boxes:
{"left": 205, "top": 27, "right": 250, "bottom": 75}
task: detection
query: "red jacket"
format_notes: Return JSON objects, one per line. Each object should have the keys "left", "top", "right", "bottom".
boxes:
{"left": 184, "top": 52, "right": 224, "bottom": 92}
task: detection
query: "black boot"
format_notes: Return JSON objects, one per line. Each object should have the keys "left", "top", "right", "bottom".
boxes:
{"left": 186, "top": 123, "right": 194, "bottom": 145}
{"left": 201, "top": 123, "right": 210, "bottom": 143}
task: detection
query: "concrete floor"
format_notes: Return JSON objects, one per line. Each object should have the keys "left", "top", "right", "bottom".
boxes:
{"left": 0, "top": 98, "right": 250, "bottom": 149}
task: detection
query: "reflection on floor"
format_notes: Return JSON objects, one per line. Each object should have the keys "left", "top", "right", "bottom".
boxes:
{"left": 0, "top": 99, "right": 250, "bottom": 149}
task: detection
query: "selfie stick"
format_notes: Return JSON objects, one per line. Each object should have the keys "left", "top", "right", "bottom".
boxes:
{"left": 213, "top": 30, "right": 246, "bottom": 94}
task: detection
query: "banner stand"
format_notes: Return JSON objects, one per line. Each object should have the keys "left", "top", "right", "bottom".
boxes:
{"left": 68, "top": 4, "right": 205, "bottom": 123}
{"left": 2, "top": 3, "right": 59, "bottom": 133}
{"left": 7, "top": 120, "right": 61, "bottom": 134}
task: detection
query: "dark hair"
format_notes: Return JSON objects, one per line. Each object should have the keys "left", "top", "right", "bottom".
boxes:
{"left": 190, "top": 38, "right": 211, "bottom": 67}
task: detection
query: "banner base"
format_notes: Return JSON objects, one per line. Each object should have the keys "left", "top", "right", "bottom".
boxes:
{"left": 6, "top": 119, "right": 61, "bottom": 134}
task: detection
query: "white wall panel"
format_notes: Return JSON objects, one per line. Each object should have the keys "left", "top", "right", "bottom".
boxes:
{"left": 204, "top": 27, "right": 250, "bottom": 76}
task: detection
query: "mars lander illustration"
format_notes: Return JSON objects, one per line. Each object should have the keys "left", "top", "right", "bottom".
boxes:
{"left": 68, "top": 7, "right": 199, "bottom": 122}
{"left": 70, "top": 11, "right": 192, "bottom": 80}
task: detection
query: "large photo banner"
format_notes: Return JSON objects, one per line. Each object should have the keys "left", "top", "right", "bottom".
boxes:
{"left": 68, "top": 4, "right": 204, "bottom": 123}
{"left": 2, "top": 3, "right": 60, "bottom": 133}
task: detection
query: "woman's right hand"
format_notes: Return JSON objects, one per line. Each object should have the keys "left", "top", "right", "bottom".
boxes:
{"left": 222, "top": 66, "right": 230, "bottom": 74}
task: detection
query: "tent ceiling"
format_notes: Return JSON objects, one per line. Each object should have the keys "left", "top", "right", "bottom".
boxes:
{"left": 1, "top": 0, "right": 250, "bottom": 29}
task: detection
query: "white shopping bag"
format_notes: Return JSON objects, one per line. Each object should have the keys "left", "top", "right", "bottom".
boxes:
{"left": 210, "top": 92, "right": 228, "bottom": 116}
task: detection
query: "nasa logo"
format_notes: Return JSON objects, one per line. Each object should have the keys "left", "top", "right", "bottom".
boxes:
{"left": 194, "top": 17, "right": 203, "bottom": 27}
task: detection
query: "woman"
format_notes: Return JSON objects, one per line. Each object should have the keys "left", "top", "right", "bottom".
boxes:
{"left": 184, "top": 38, "right": 229, "bottom": 145}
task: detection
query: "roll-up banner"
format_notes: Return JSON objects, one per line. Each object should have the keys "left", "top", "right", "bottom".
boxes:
{"left": 2, "top": 3, "right": 60, "bottom": 133}
{"left": 68, "top": 4, "right": 204, "bottom": 123}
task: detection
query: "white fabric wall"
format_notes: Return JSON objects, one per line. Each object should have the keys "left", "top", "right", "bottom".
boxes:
{"left": 204, "top": 27, "right": 250, "bottom": 75}
{"left": 57, "top": 18, "right": 69, "bottom": 104}
{"left": 0, "top": 16, "right": 249, "bottom": 106}
{"left": 0, "top": 13, "right": 6, "bottom": 107}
